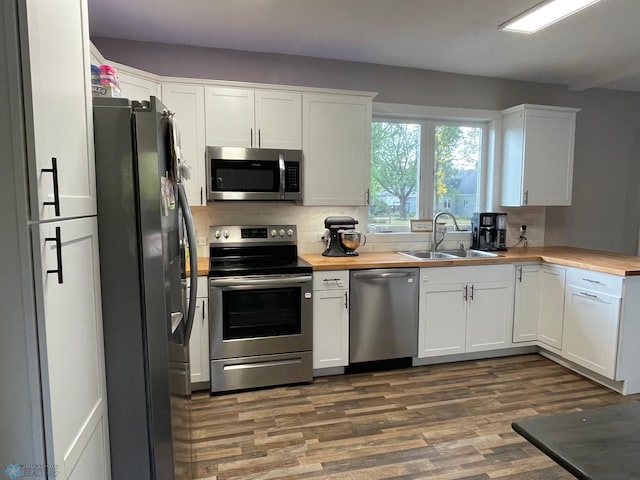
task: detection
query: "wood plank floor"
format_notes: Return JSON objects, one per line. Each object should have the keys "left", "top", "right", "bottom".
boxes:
{"left": 190, "top": 354, "right": 639, "bottom": 479}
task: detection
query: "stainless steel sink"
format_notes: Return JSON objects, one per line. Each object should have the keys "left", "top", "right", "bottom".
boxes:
{"left": 465, "top": 250, "right": 502, "bottom": 258}
{"left": 398, "top": 249, "right": 502, "bottom": 260}
{"left": 398, "top": 250, "right": 460, "bottom": 260}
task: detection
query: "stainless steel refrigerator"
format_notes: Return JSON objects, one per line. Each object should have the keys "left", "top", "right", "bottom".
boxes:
{"left": 93, "top": 96, "right": 198, "bottom": 480}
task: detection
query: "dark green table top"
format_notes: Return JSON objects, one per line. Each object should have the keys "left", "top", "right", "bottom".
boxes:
{"left": 512, "top": 401, "right": 640, "bottom": 480}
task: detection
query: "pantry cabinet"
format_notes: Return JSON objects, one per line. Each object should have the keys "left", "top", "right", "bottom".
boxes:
{"left": 312, "top": 271, "right": 349, "bottom": 369}
{"left": 302, "top": 93, "right": 373, "bottom": 206}
{"left": 162, "top": 83, "right": 207, "bottom": 206}
{"left": 418, "top": 265, "right": 513, "bottom": 358}
{"left": 25, "top": 0, "right": 96, "bottom": 221}
{"left": 5, "top": 1, "right": 112, "bottom": 477}
{"left": 538, "top": 264, "right": 566, "bottom": 350}
{"left": 512, "top": 264, "right": 541, "bottom": 343}
{"left": 205, "top": 86, "right": 302, "bottom": 149}
{"left": 501, "top": 104, "right": 579, "bottom": 207}
{"left": 188, "top": 277, "right": 210, "bottom": 387}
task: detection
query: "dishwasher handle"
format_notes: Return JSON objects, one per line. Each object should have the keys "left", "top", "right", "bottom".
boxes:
{"left": 352, "top": 271, "right": 416, "bottom": 280}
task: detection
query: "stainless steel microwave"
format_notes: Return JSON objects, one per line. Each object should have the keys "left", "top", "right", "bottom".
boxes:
{"left": 205, "top": 146, "right": 303, "bottom": 201}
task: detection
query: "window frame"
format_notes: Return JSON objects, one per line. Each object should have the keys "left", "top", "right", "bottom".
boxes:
{"left": 369, "top": 103, "right": 501, "bottom": 235}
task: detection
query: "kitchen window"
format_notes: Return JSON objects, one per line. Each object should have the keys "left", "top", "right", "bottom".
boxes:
{"left": 368, "top": 112, "right": 490, "bottom": 233}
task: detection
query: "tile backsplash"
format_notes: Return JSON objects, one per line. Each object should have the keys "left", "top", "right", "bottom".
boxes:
{"left": 192, "top": 203, "right": 546, "bottom": 257}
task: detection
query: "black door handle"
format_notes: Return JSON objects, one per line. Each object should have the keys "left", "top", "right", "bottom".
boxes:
{"left": 41, "top": 157, "right": 61, "bottom": 216}
{"left": 44, "top": 226, "right": 63, "bottom": 284}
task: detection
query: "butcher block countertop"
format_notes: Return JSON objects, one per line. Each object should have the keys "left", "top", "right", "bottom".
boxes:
{"left": 299, "top": 247, "right": 640, "bottom": 276}
{"left": 189, "top": 247, "right": 640, "bottom": 276}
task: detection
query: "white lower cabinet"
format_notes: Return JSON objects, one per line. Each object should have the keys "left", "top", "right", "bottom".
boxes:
{"left": 37, "top": 217, "right": 110, "bottom": 479}
{"left": 418, "top": 265, "right": 513, "bottom": 358}
{"left": 420, "top": 283, "right": 467, "bottom": 356}
{"left": 563, "top": 285, "right": 621, "bottom": 379}
{"left": 466, "top": 281, "right": 514, "bottom": 352}
{"left": 512, "top": 264, "right": 541, "bottom": 343}
{"left": 188, "top": 277, "right": 210, "bottom": 387}
{"left": 538, "top": 264, "right": 566, "bottom": 350}
{"left": 312, "top": 271, "right": 349, "bottom": 369}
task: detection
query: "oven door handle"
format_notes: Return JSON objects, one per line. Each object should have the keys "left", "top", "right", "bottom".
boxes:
{"left": 209, "top": 275, "right": 312, "bottom": 287}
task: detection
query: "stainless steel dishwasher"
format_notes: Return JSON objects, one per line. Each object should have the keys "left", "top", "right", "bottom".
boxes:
{"left": 349, "top": 268, "right": 419, "bottom": 363}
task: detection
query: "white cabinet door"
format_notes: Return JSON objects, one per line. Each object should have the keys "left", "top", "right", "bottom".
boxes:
{"left": 189, "top": 297, "right": 210, "bottom": 385}
{"left": 563, "top": 286, "right": 621, "bottom": 379}
{"left": 418, "top": 283, "right": 467, "bottom": 357}
{"left": 303, "top": 93, "right": 372, "bottom": 206}
{"left": 466, "top": 281, "right": 513, "bottom": 352}
{"left": 26, "top": 0, "right": 96, "bottom": 221}
{"left": 118, "top": 69, "right": 162, "bottom": 101}
{"left": 162, "top": 83, "right": 206, "bottom": 206}
{"left": 513, "top": 264, "right": 540, "bottom": 343}
{"left": 313, "top": 289, "right": 349, "bottom": 368}
{"left": 538, "top": 265, "right": 566, "bottom": 350}
{"left": 37, "top": 217, "right": 110, "bottom": 480}
{"left": 501, "top": 105, "right": 578, "bottom": 207}
{"left": 255, "top": 90, "right": 302, "bottom": 149}
{"left": 205, "top": 86, "right": 254, "bottom": 147}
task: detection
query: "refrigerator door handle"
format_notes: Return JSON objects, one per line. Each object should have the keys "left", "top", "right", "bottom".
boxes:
{"left": 178, "top": 182, "right": 198, "bottom": 345}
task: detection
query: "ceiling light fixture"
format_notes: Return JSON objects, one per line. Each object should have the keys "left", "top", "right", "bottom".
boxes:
{"left": 499, "top": 0, "right": 601, "bottom": 34}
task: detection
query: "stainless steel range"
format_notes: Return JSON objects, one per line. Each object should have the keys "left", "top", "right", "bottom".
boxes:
{"left": 208, "top": 225, "right": 313, "bottom": 393}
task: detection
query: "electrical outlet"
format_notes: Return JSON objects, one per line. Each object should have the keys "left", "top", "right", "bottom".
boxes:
{"left": 317, "top": 232, "right": 326, "bottom": 242}
{"left": 520, "top": 225, "right": 527, "bottom": 238}
{"left": 196, "top": 236, "right": 207, "bottom": 246}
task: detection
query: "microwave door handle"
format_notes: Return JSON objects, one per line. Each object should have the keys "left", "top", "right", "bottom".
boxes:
{"left": 279, "top": 154, "right": 285, "bottom": 199}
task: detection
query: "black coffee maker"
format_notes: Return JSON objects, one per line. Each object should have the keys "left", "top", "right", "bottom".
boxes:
{"left": 322, "top": 216, "right": 361, "bottom": 257}
{"left": 471, "top": 213, "right": 507, "bottom": 251}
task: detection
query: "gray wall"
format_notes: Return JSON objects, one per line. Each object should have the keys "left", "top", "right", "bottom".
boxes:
{"left": 93, "top": 37, "right": 640, "bottom": 254}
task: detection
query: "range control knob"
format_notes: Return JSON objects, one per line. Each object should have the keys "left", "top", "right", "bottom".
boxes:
{"left": 214, "top": 230, "right": 220, "bottom": 239}
{"left": 223, "top": 230, "right": 230, "bottom": 239}
{"left": 279, "top": 229, "right": 285, "bottom": 237}
{"left": 270, "top": 229, "right": 277, "bottom": 237}
{"left": 287, "top": 229, "right": 294, "bottom": 237}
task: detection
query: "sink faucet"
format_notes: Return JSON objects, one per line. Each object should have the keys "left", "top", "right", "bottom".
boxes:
{"left": 432, "top": 211, "right": 461, "bottom": 252}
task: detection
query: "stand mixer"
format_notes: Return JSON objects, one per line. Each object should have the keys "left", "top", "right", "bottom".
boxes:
{"left": 322, "top": 216, "right": 366, "bottom": 257}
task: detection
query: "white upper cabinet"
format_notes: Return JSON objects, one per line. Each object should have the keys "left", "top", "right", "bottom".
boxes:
{"left": 162, "top": 83, "right": 206, "bottom": 206}
{"left": 118, "top": 69, "right": 162, "bottom": 101}
{"left": 501, "top": 104, "right": 579, "bottom": 207}
{"left": 205, "top": 86, "right": 301, "bottom": 149}
{"left": 255, "top": 90, "right": 302, "bottom": 149}
{"left": 25, "top": 0, "right": 96, "bottom": 220}
{"left": 302, "top": 93, "right": 372, "bottom": 206}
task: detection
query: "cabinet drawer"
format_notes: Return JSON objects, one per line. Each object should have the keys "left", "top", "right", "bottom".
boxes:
{"left": 566, "top": 268, "right": 623, "bottom": 297}
{"left": 187, "top": 276, "right": 210, "bottom": 298}
{"left": 313, "top": 270, "right": 349, "bottom": 290}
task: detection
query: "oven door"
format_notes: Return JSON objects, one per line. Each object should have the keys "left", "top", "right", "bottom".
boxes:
{"left": 209, "top": 274, "right": 313, "bottom": 359}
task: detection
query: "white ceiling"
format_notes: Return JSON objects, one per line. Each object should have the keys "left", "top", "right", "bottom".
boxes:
{"left": 87, "top": 0, "right": 640, "bottom": 92}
